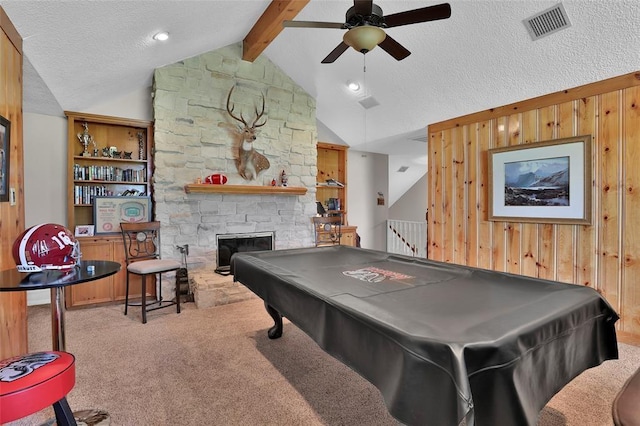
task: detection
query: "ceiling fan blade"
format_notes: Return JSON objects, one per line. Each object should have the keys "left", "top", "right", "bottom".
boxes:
{"left": 353, "top": 0, "right": 373, "bottom": 17}
{"left": 384, "top": 3, "right": 451, "bottom": 28}
{"left": 321, "top": 42, "right": 350, "bottom": 64}
{"left": 283, "top": 20, "right": 345, "bottom": 29}
{"left": 378, "top": 35, "right": 411, "bottom": 61}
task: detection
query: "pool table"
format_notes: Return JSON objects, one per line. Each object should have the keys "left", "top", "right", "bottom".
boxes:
{"left": 231, "top": 246, "right": 618, "bottom": 426}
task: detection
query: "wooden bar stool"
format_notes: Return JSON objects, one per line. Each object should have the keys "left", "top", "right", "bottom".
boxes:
{"left": 0, "top": 351, "right": 77, "bottom": 425}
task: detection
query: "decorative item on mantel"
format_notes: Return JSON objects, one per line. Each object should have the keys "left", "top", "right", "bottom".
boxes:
{"left": 205, "top": 174, "right": 227, "bottom": 185}
{"left": 226, "top": 85, "right": 270, "bottom": 181}
{"left": 77, "top": 122, "right": 95, "bottom": 157}
{"left": 280, "top": 170, "right": 288, "bottom": 187}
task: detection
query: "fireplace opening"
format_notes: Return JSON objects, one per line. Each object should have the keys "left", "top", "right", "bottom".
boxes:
{"left": 215, "top": 231, "right": 274, "bottom": 275}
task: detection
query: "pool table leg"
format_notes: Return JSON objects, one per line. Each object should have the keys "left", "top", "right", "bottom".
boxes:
{"left": 264, "top": 302, "right": 283, "bottom": 339}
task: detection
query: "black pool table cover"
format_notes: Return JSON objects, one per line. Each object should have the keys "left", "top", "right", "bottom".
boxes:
{"left": 231, "top": 246, "right": 618, "bottom": 426}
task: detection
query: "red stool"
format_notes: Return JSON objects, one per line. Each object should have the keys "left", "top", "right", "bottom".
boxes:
{"left": 0, "top": 351, "right": 77, "bottom": 425}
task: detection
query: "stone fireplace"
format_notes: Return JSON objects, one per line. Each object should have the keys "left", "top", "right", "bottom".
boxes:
{"left": 150, "top": 42, "right": 318, "bottom": 303}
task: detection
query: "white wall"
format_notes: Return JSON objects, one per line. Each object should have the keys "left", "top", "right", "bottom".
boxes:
{"left": 389, "top": 174, "right": 427, "bottom": 222}
{"left": 85, "top": 86, "right": 153, "bottom": 121}
{"left": 24, "top": 113, "right": 67, "bottom": 227}
{"left": 317, "top": 120, "right": 347, "bottom": 146}
{"left": 348, "top": 150, "right": 388, "bottom": 251}
{"left": 23, "top": 113, "right": 67, "bottom": 305}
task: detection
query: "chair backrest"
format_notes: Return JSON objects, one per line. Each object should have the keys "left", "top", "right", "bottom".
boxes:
{"left": 120, "top": 221, "right": 162, "bottom": 264}
{"left": 313, "top": 215, "right": 342, "bottom": 247}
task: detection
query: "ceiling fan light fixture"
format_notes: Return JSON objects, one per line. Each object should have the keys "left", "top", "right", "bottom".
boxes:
{"left": 343, "top": 26, "right": 386, "bottom": 54}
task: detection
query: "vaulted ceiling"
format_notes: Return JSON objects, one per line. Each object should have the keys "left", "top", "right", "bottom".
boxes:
{"left": 3, "top": 1, "right": 640, "bottom": 204}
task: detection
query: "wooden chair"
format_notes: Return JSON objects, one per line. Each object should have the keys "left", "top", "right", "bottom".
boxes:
{"left": 120, "top": 221, "right": 181, "bottom": 324}
{"left": 313, "top": 215, "right": 342, "bottom": 247}
{"left": 0, "top": 351, "right": 77, "bottom": 425}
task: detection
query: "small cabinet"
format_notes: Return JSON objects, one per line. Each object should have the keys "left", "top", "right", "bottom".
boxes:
{"left": 65, "top": 238, "right": 115, "bottom": 307}
{"left": 65, "top": 111, "right": 154, "bottom": 308}
{"left": 65, "top": 237, "right": 155, "bottom": 308}
{"left": 341, "top": 226, "right": 357, "bottom": 247}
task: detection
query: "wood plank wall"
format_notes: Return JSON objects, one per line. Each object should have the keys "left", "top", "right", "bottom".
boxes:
{"left": 0, "top": 6, "right": 25, "bottom": 358}
{"left": 428, "top": 71, "right": 640, "bottom": 340}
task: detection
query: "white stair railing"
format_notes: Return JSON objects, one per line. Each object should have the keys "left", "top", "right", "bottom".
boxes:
{"left": 387, "top": 220, "right": 427, "bottom": 258}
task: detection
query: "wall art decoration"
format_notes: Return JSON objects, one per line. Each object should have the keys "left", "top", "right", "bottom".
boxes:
{"left": 488, "top": 135, "right": 592, "bottom": 224}
{"left": 93, "top": 196, "right": 151, "bottom": 234}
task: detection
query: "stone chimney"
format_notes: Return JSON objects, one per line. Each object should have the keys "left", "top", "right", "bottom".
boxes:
{"left": 152, "top": 42, "right": 318, "bottom": 280}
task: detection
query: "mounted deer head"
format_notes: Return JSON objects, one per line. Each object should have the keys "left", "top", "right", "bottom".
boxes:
{"left": 226, "top": 86, "right": 267, "bottom": 138}
{"left": 226, "top": 86, "right": 270, "bottom": 180}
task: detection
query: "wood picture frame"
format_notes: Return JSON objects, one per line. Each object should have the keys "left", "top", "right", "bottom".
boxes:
{"left": 0, "top": 115, "right": 11, "bottom": 202}
{"left": 488, "top": 135, "right": 592, "bottom": 224}
{"left": 75, "top": 225, "right": 95, "bottom": 237}
{"left": 93, "top": 196, "right": 151, "bottom": 234}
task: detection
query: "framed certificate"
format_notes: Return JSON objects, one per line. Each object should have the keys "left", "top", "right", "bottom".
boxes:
{"left": 93, "top": 196, "right": 151, "bottom": 234}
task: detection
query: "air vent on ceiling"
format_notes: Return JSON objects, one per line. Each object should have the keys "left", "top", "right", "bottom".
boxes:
{"left": 397, "top": 166, "right": 409, "bottom": 173}
{"left": 359, "top": 96, "right": 380, "bottom": 109}
{"left": 523, "top": 3, "right": 571, "bottom": 41}
{"left": 410, "top": 135, "right": 428, "bottom": 143}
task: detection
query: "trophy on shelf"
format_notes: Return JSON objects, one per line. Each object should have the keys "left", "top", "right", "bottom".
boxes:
{"left": 77, "top": 122, "right": 95, "bottom": 157}
{"left": 137, "top": 131, "right": 145, "bottom": 160}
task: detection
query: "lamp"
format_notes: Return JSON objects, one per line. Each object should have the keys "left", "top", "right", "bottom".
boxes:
{"left": 343, "top": 26, "right": 386, "bottom": 54}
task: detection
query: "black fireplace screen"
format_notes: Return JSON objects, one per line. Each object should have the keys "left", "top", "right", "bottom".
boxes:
{"left": 216, "top": 232, "right": 274, "bottom": 275}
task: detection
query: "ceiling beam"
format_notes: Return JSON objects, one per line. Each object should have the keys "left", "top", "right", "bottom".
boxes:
{"left": 243, "top": 0, "right": 310, "bottom": 62}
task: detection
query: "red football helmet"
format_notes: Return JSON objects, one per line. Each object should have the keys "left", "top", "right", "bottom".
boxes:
{"left": 13, "top": 223, "right": 81, "bottom": 272}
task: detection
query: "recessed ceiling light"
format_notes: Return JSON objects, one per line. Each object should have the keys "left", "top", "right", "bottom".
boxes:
{"left": 347, "top": 81, "right": 360, "bottom": 92}
{"left": 153, "top": 32, "right": 169, "bottom": 41}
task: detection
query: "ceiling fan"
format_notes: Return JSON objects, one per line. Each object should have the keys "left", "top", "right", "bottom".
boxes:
{"left": 283, "top": 0, "right": 451, "bottom": 63}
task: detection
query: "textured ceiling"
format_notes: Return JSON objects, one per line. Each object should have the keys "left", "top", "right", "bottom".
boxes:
{"left": 3, "top": 0, "right": 640, "bottom": 204}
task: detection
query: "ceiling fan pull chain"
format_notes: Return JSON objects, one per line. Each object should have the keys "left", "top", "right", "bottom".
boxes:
{"left": 363, "top": 54, "right": 368, "bottom": 149}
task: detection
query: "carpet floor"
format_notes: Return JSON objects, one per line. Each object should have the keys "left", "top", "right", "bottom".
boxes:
{"left": 6, "top": 298, "right": 639, "bottom": 425}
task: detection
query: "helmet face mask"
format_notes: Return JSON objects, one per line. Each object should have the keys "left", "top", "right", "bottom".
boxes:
{"left": 13, "top": 224, "right": 81, "bottom": 273}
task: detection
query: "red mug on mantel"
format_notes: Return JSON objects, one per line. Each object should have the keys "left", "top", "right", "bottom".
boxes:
{"left": 205, "top": 174, "right": 228, "bottom": 185}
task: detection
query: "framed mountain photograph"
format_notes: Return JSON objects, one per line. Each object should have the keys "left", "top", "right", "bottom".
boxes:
{"left": 488, "top": 135, "right": 592, "bottom": 224}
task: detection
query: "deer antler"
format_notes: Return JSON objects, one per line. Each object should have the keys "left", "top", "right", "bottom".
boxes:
{"left": 226, "top": 86, "right": 247, "bottom": 126}
{"left": 226, "top": 86, "right": 268, "bottom": 129}
{"left": 252, "top": 94, "right": 267, "bottom": 128}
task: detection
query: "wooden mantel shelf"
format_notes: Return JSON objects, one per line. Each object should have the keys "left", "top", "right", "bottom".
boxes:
{"left": 184, "top": 184, "right": 307, "bottom": 195}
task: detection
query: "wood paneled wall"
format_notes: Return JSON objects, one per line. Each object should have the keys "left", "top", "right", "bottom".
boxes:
{"left": 0, "top": 6, "right": 25, "bottom": 358}
{"left": 428, "top": 71, "right": 640, "bottom": 339}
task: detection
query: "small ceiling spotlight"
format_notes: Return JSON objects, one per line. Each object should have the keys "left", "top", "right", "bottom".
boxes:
{"left": 153, "top": 32, "right": 169, "bottom": 41}
{"left": 347, "top": 81, "right": 360, "bottom": 92}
